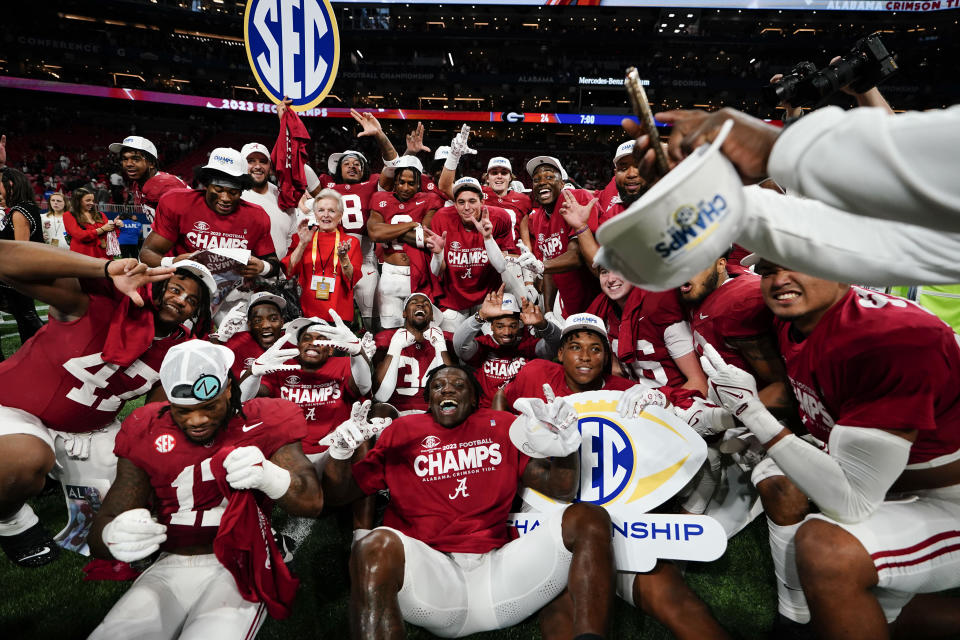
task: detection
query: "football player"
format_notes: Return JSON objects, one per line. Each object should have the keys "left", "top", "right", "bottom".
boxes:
{"left": 702, "top": 256, "right": 960, "bottom": 639}
{"left": 373, "top": 293, "right": 451, "bottom": 415}
{"left": 323, "top": 363, "right": 615, "bottom": 638}
{"left": 367, "top": 155, "right": 444, "bottom": 329}
{"left": 0, "top": 242, "right": 213, "bottom": 568}
{"left": 453, "top": 286, "right": 561, "bottom": 408}
{"left": 87, "top": 340, "right": 323, "bottom": 638}
{"left": 218, "top": 291, "right": 288, "bottom": 380}
{"left": 107, "top": 135, "right": 187, "bottom": 213}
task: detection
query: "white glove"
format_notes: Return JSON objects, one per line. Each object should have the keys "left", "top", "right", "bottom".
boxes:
{"left": 251, "top": 334, "right": 300, "bottom": 376}
{"left": 214, "top": 301, "right": 249, "bottom": 342}
{"left": 446, "top": 124, "right": 477, "bottom": 165}
{"left": 699, "top": 343, "right": 760, "bottom": 417}
{"left": 322, "top": 400, "right": 392, "bottom": 460}
{"left": 424, "top": 326, "right": 447, "bottom": 353}
{"left": 223, "top": 446, "right": 292, "bottom": 500}
{"left": 361, "top": 331, "right": 377, "bottom": 360}
{"left": 617, "top": 383, "right": 668, "bottom": 418}
{"left": 674, "top": 396, "right": 735, "bottom": 437}
{"left": 63, "top": 432, "right": 93, "bottom": 460}
{"left": 311, "top": 309, "right": 362, "bottom": 355}
{"left": 517, "top": 243, "right": 544, "bottom": 278}
{"left": 387, "top": 328, "right": 418, "bottom": 358}
{"left": 510, "top": 384, "right": 581, "bottom": 458}
{"left": 102, "top": 508, "right": 167, "bottom": 562}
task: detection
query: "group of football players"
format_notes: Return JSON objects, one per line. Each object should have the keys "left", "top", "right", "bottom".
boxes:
{"left": 0, "top": 86, "right": 957, "bottom": 640}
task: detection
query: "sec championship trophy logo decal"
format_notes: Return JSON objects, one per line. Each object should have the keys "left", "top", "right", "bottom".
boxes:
{"left": 244, "top": 0, "right": 340, "bottom": 112}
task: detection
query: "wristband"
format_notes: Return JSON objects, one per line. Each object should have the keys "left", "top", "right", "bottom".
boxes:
{"left": 103, "top": 260, "right": 112, "bottom": 278}
{"left": 382, "top": 156, "right": 400, "bottom": 167}
{"left": 259, "top": 260, "right": 272, "bottom": 276}
{"left": 415, "top": 224, "right": 425, "bottom": 249}
{"left": 160, "top": 256, "right": 175, "bottom": 267}
{"left": 474, "top": 311, "right": 484, "bottom": 324}
{"left": 570, "top": 226, "right": 590, "bottom": 238}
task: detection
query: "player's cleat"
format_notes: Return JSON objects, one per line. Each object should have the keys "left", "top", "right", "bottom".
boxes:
{"left": 0, "top": 522, "right": 61, "bottom": 568}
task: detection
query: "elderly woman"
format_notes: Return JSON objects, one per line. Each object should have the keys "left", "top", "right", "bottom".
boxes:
{"left": 283, "top": 188, "right": 362, "bottom": 323}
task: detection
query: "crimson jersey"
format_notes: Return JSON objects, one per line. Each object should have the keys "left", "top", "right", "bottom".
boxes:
{"left": 134, "top": 172, "right": 189, "bottom": 210}
{"left": 224, "top": 332, "right": 264, "bottom": 380}
{"left": 466, "top": 334, "right": 540, "bottom": 408}
{"left": 429, "top": 205, "right": 517, "bottom": 311}
{"left": 115, "top": 398, "right": 306, "bottom": 550}
{"left": 598, "top": 194, "right": 629, "bottom": 225}
{"left": 352, "top": 408, "right": 529, "bottom": 554}
{"left": 374, "top": 329, "right": 446, "bottom": 412}
{"left": 689, "top": 273, "right": 773, "bottom": 375}
{"left": 152, "top": 190, "right": 275, "bottom": 257}
{"left": 481, "top": 186, "right": 532, "bottom": 242}
{"left": 503, "top": 359, "right": 635, "bottom": 410}
{"left": 596, "top": 177, "right": 619, "bottom": 212}
{"left": 0, "top": 291, "right": 185, "bottom": 433}
{"left": 529, "top": 189, "right": 601, "bottom": 316}
{"left": 370, "top": 191, "right": 444, "bottom": 258}
{"left": 261, "top": 357, "right": 360, "bottom": 454}
{"left": 776, "top": 287, "right": 960, "bottom": 466}
{"left": 316, "top": 173, "right": 381, "bottom": 238}
{"left": 618, "top": 288, "right": 691, "bottom": 389}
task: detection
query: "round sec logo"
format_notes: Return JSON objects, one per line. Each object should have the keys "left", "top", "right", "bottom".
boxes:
{"left": 155, "top": 434, "right": 176, "bottom": 453}
{"left": 576, "top": 416, "right": 634, "bottom": 505}
{"left": 244, "top": 0, "right": 340, "bottom": 112}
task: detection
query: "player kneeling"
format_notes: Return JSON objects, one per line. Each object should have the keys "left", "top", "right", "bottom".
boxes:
{"left": 87, "top": 341, "right": 323, "bottom": 639}
{"left": 323, "top": 364, "right": 614, "bottom": 639}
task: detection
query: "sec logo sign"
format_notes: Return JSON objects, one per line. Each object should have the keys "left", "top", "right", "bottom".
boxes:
{"left": 244, "top": 0, "right": 340, "bottom": 111}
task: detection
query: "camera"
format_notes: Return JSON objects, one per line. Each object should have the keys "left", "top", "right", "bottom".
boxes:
{"left": 764, "top": 33, "right": 898, "bottom": 108}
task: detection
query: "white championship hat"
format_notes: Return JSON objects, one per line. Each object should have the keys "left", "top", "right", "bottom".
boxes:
{"left": 240, "top": 142, "right": 271, "bottom": 161}
{"left": 160, "top": 340, "right": 235, "bottom": 405}
{"left": 171, "top": 259, "right": 217, "bottom": 297}
{"left": 452, "top": 176, "right": 483, "bottom": 197}
{"left": 595, "top": 119, "right": 746, "bottom": 292}
{"left": 328, "top": 150, "right": 368, "bottom": 175}
{"left": 561, "top": 312, "right": 609, "bottom": 344}
{"left": 499, "top": 293, "right": 521, "bottom": 315}
{"left": 382, "top": 154, "right": 424, "bottom": 178}
{"left": 487, "top": 157, "right": 512, "bottom": 172}
{"left": 247, "top": 291, "right": 287, "bottom": 315}
{"left": 613, "top": 140, "right": 635, "bottom": 164}
{"left": 525, "top": 155, "right": 564, "bottom": 178}
{"left": 433, "top": 146, "right": 451, "bottom": 162}
{"left": 108, "top": 135, "right": 158, "bottom": 159}
{"left": 200, "top": 147, "right": 247, "bottom": 178}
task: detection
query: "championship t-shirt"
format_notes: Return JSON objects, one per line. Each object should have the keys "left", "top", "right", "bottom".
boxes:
{"left": 152, "top": 189, "right": 275, "bottom": 258}
{"left": 466, "top": 333, "right": 540, "bottom": 408}
{"left": 502, "top": 358, "right": 635, "bottom": 410}
{"left": 352, "top": 408, "right": 529, "bottom": 553}
{"left": 116, "top": 398, "right": 306, "bottom": 549}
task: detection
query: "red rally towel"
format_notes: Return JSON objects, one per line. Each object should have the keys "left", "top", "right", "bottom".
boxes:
{"left": 98, "top": 282, "right": 158, "bottom": 367}
{"left": 615, "top": 287, "right": 646, "bottom": 366}
{"left": 271, "top": 107, "right": 311, "bottom": 211}
{"left": 210, "top": 447, "right": 300, "bottom": 620}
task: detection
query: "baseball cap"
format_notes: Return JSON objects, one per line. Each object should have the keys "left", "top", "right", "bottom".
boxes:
{"left": 283, "top": 316, "right": 328, "bottom": 342}
{"left": 499, "top": 293, "right": 521, "bottom": 315}
{"left": 561, "top": 312, "right": 608, "bottom": 344}
{"left": 433, "top": 146, "right": 451, "bottom": 162}
{"left": 487, "top": 157, "right": 512, "bottom": 172}
{"left": 247, "top": 291, "right": 286, "bottom": 316}
{"left": 199, "top": 147, "right": 248, "bottom": 189}
{"left": 160, "top": 340, "right": 234, "bottom": 405}
{"left": 510, "top": 180, "right": 530, "bottom": 194}
{"left": 525, "top": 155, "right": 564, "bottom": 178}
{"left": 594, "top": 119, "right": 746, "bottom": 292}
{"left": 240, "top": 142, "right": 271, "bottom": 162}
{"left": 328, "top": 150, "right": 368, "bottom": 176}
{"left": 108, "top": 136, "right": 158, "bottom": 160}
{"left": 173, "top": 259, "right": 217, "bottom": 297}
{"left": 740, "top": 253, "right": 761, "bottom": 267}
{"left": 614, "top": 140, "right": 635, "bottom": 165}
{"left": 402, "top": 292, "right": 432, "bottom": 309}
{"left": 452, "top": 177, "right": 483, "bottom": 197}
{"left": 382, "top": 154, "right": 424, "bottom": 178}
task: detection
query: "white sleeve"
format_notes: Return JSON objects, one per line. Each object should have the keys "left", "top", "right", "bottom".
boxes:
{"left": 663, "top": 321, "right": 694, "bottom": 359}
{"left": 768, "top": 105, "right": 960, "bottom": 233}
{"left": 760, "top": 422, "right": 911, "bottom": 524}
{"left": 304, "top": 163, "right": 320, "bottom": 193}
{"left": 453, "top": 314, "right": 482, "bottom": 361}
{"left": 374, "top": 355, "right": 400, "bottom": 403}
{"left": 738, "top": 185, "right": 960, "bottom": 286}
{"left": 350, "top": 354, "right": 372, "bottom": 396}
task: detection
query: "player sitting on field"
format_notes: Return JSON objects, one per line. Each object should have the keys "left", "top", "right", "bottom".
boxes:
{"left": 323, "top": 363, "right": 614, "bottom": 639}
{"left": 87, "top": 340, "right": 324, "bottom": 638}
{"left": 0, "top": 243, "right": 213, "bottom": 568}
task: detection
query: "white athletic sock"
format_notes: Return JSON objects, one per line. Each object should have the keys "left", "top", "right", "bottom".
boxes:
{"left": 767, "top": 518, "right": 810, "bottom": 623}
{"left": 0, "top": 504, "right": 39, "bottom": 537}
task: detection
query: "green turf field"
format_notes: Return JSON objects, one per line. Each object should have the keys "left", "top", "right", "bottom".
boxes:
{"left": 0, "top": 323, "right": 778, "bottom": 640}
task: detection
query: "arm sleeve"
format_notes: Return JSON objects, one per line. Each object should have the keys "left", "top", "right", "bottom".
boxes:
{"left": 768, "top": 105, "right": 960, "bottom": 233}
{"left": 663, "top": 321, "right": 695, "bottom": 359}
{"left": 304, "top": 164, "right": 320, "bottom": 193}
{"left": 453, "top": 314, "right": 483, "bottom": 361}
{"left": 738, "top": 185, "right": 960, "bottom": 286}
{"left": 350, "top": 354, "right": 372, "bottom": 396}
{"left": 374, "top": 355, "right": 400, "bottom": 403}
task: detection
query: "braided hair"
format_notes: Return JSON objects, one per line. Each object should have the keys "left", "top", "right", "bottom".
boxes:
{"left": 151, "top": 266, "right": 213, "bottom": 338}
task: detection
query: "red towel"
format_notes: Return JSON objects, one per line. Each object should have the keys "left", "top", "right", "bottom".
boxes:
{"left": 210, "top": 447, "right": 300, "bottom": 620}
{"left": 271, "top": 107, "right": 311, "bottom": 211}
